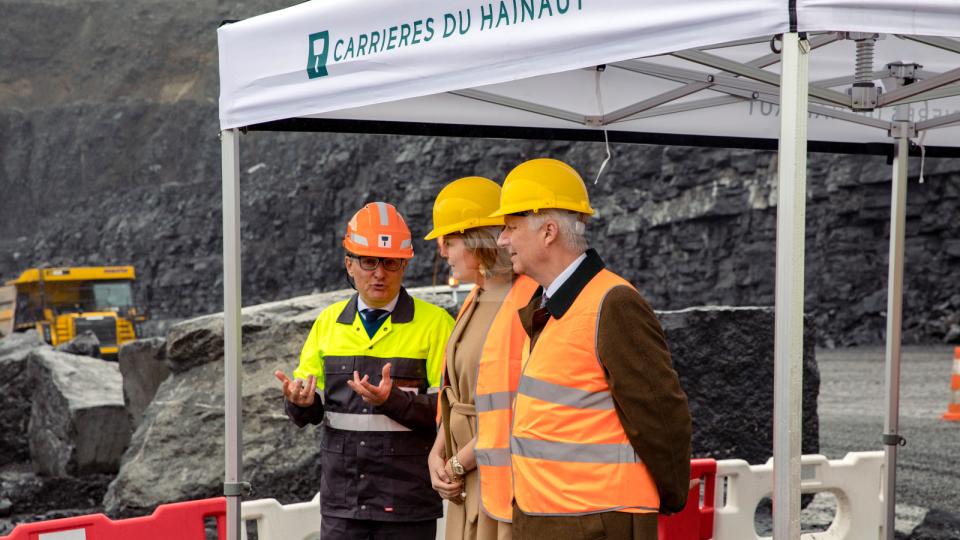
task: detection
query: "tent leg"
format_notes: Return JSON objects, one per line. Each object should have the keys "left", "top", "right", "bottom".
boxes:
{"left": 221, "top": 128, "right": 243, "bottom": 540}
{"left": 882, "top": 113, "right": 910, "bottom": 540}
{"left": 773, "top": 32, "right": 809, "bottom": 540}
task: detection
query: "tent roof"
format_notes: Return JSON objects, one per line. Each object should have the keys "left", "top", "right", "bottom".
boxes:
{"left": 218, "top": 0, "right": 960, "bottom": 153}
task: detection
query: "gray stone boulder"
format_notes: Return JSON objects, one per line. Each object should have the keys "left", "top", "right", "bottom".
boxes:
{"left": 660, "top": 306, "right": 819, "bottom": 463}
{"left": 55, "top": 330, "right": 102, "bottom": 359}
{"left": 0, "top": 331, "right": 48, "bottom": 466}
{"left": 27, "top": 348, "right": 132, "bottom": 476}
{"left": 103, "top": 286, "right": 460, "bottom": 517}
{"left": 118, "top": 337, "right": 170, "bottom": 427}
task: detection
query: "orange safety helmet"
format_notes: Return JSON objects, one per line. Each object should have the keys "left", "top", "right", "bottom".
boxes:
{"left": 342, "top": 202, "right": 415, "bottom": 259}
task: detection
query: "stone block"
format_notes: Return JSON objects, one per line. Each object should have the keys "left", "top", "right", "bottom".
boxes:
{"left": 659, "top": 306, "right": 819, "bottom": 463}
{"left": 118, "top": 337, "right": 170, "bottom": 428}
{"left": 27, "top": 348, "right": 131, "bottom": 476}
{"left": 0, "top": 331, "right": 47, "bottom": 466}
{"left": 54, "top": 330, "right": 102, "bottom": 359}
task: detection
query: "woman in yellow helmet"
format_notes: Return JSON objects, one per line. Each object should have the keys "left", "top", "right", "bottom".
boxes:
{"left": 425, "top": 176, "right": 538, "bottom": 540}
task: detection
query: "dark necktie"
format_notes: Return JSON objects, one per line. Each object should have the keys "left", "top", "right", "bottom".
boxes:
{"left": 362, "top": 308, "right": 389, "bottom": 322}
{"left": 530, "top": 294, "right": 552, "bottom": 349}
{"left": 361, "top": 308, "right": 389, "bottom": 338}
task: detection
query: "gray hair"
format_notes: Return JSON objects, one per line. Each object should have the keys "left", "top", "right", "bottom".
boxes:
{"left": 526, "top": 209, "right": 589, "bottom": 254}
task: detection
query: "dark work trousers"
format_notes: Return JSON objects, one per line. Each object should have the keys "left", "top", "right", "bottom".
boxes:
{"left": 320, "top": 515, "right": 437, "bottom": 540}
{"left": 512, "top": 503, "right": 658, "bottom": 540}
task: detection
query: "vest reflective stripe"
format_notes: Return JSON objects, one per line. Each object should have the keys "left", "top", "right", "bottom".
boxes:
{"left": 473, "top": 276, "right": 539, "bottom": 523}
{"left": 325, "top": 411, "right": 411, "bottom": 432}
{"left": 474, "top": 447, "right": 512, "bottom": 467}
{"left": 517, "top": 375, "right": 615, "bottom": 410}
{"left": 427, "top": 387, "right": 440, "bottom": 394}
{"left": 512, "top": 269, "right": 660, "bottom": 516}
{"left": 511, "top": 436, "right": 639, "bottom": 464}
{"left": 474, "top": 391, "right": 514, "bottom": 413}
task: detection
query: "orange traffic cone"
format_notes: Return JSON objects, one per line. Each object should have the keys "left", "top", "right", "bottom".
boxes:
{"left": 943, "top": 347, "right": 960, "bottom": 421}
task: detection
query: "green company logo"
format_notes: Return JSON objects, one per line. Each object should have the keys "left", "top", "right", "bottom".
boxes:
{"left": 307, "top": 31, "right": 330, "bottom": 79}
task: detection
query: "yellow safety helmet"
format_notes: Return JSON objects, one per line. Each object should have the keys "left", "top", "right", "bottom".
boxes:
{"left": 424, "top": 177, "right": 505, "bottom": 240}
{"left": 489, "top": 158, "right": 595, "bottom": 217}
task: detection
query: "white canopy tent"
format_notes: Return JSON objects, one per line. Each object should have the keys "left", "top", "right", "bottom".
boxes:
{"left": 217, "top": 2, "right": 960, "bottom": 539}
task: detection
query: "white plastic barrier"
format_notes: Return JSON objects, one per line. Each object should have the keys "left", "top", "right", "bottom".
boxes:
{"left": 714, "top": 451, "right": 884, "bottom": 540}
{"left": 240, "top": 494, "right": 447, "bottom": 540}
{"left": 240, "top": 493, "right": 322, "bottom": 540}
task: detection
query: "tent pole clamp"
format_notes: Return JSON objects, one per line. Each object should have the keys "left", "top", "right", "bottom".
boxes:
{"left": 888, "top": 122, "right": 917, "bottom": 139}
{"left": 882, "top": 434, "right": 906, "bottom": 447}
{"left": 584, "top": 115, "right": 604, "bottom": 127}
{"left": 224, "top": 481, "right": 253, "bottom": 497}
{"left": 886, "top": 62, "right": 922, "bottom": 85}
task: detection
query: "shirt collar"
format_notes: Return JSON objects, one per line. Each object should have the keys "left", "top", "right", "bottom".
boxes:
{"left": 543, "top": 252, "right": 587, "bottom": 301}
{"left": 357, "top": 293, "right": 399, "bottom": 314}
{"left": 539, "top": 248, "right": 606, "bottom": 319}
{"left": 337, "top": 287, "right": 415, "bottom": 324}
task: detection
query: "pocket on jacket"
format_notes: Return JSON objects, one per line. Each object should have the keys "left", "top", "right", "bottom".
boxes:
{"left": 383, "top": 435, "right": 431, "bottom": 456}
{"left": 320, "top": 431, "right": 346, "bottom": 504}
{"left": 321, "top": 431, "right": 345, "bottom": 453}
{"left": 386, "top": 436, "right": 438, "bottom": 513}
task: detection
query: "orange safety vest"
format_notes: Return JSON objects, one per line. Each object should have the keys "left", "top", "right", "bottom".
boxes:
{"left": 471, "top": 275, "right": 538, "bottom": 522}
{"left": 511, "top": 269, "right": 660, "bottom": 516}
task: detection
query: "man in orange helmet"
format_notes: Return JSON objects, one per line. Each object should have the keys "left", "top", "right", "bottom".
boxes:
{"left": 275, "top": 202, "right": 454, "bottom": 540}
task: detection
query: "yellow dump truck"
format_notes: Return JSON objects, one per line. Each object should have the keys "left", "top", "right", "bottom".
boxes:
{"left": 0, "top": 266, "right": 146, "bottom": 356}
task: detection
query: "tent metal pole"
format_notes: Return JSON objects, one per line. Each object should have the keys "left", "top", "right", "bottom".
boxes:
{"left": 882, "top": 106, "right": 910, "bottom": 540}
{"left": 221, "top": 128, "right": 243, "bottom": 540}
{"left": 773, "top": 32, "right": 809, "bottom": 540}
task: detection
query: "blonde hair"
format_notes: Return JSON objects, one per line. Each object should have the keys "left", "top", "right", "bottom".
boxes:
{"left": 453, "top": 226, "right": 513, "bottom": 280}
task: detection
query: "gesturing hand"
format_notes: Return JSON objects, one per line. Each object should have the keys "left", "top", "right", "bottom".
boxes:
{"left": 346, "top": 363, "right": 393, "bottom": 406}
{"left": 275, "top": 371, "right": 317, "bottom": 407}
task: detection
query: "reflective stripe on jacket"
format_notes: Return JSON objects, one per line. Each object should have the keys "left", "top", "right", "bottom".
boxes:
{"left": 290, "top": 287, "right": 454, "bottom": 522}
{"left": 473, "top": 275, "right": 538, "bottom": 522}
{"left": 511, "top": 269, "right": 660, "bottom": 516}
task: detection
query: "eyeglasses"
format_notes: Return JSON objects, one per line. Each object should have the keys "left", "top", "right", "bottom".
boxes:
{"left": 347, "top": 254, "right": 405, "bottom": 272}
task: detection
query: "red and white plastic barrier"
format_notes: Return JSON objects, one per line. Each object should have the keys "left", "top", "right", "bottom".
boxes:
{"left": 0, "top": 497, "right": 225, "bottom": 540}
{"left": 1, "top": 452, "right": 885, "bottom": 540}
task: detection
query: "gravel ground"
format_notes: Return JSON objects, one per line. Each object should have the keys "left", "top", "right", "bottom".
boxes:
{"left": 818, "top": 345, "right": 959, "bottom": 508}
{"left": 797, "top": 344, "right": 960, "bottom": 537}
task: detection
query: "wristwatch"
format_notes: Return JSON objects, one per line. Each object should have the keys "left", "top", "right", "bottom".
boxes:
{"left": 449, "top": 454, "right": 466, "bottom": 477}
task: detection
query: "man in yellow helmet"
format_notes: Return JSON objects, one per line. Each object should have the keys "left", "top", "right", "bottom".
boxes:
{"left": 492, "top": 159, "right": 692, "bottom": 540}
{"left": 275, "top": 202, "right": 454, "bottom": 540}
